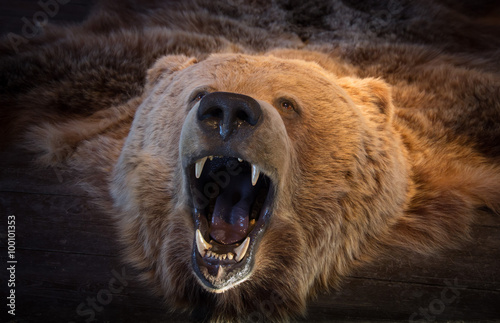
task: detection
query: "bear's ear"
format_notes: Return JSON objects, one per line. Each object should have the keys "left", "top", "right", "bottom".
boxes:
{"left": 337, "top": 77, "right": 394, "bottom": 123}
{"left": 146, "top": 55, "right": 198, "bottom": 86}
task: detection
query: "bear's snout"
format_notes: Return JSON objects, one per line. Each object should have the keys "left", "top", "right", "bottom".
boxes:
{"left": 197, "top": 92, "right": 262, "bottom": 141}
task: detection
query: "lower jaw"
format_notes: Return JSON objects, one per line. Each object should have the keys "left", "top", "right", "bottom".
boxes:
{"left": 191, "top": 202, "right": 273, "bottom": 293}
{"left": 191, "top": 252, "right": 254, "bottom": 293}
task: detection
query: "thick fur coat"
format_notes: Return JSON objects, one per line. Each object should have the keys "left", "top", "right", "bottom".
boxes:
{"left": 1, "top": 0, "right": 500, "bottom": 321}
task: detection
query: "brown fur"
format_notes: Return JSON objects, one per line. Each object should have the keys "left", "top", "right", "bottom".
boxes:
{"left": 1, "top": 0, "right": 500, "bottom": 321}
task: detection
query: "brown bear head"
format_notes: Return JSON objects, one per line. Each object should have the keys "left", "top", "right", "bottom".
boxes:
{"left": 110, "top": 53, "right": 410, "bottom": 319}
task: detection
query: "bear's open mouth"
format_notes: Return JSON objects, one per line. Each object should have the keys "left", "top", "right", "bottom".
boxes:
{"left": 187, "top": 155, "right": 274, "bottom": 292}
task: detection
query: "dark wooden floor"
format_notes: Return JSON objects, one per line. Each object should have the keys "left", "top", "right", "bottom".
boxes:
{"left": 1, "top": 1, "right": 500, "bottom": 322}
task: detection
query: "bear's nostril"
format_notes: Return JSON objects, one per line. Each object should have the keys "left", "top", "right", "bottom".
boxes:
{"left": 200, "top": 106, "right": 224, "bottom": 121}
{"left": 197, "top": 91, "right": 262, "bottom": 140}
{"left": 236, "top": 110, "right": 253, "bottom": 125}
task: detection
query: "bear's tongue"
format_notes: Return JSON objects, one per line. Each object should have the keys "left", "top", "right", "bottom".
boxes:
{"left": 210, "top": 173, "right": 257, "bottom": 245}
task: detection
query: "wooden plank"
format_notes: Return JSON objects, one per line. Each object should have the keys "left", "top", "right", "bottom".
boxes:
{"left": 3, "top": 249, "right": 190, "bottom": 322}
{"left": 0, "top": 145, "right": 84, "bottom": 196}
{"left": 301, "top": 277, "right": 500, "bottom": 321}
{"left": 0, "top": 165, "right": 84, "bottom": 196}
{"left": 352, "top": 223, "right": 500, "bottom": 291}
{"left": 0, "top": 192, "right": 116, "bottom": 255}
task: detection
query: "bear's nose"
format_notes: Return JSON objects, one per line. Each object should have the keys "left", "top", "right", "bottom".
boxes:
{"left": 197, "top": 92, "right": 262, "bottom": 140}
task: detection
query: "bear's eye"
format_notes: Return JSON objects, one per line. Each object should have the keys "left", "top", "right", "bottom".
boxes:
{"left": 273, "top": 97, "right": 300, "bottom": 118}
{"left": 280, "top": 101, "right": 294, "bottom": 111}
{"left": 194, "top": 92, "right": 207, "bottom": 102}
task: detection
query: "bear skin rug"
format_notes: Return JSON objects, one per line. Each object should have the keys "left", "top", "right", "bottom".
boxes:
{"left": 1, "top": 0, "right": 500, "bottom": 321}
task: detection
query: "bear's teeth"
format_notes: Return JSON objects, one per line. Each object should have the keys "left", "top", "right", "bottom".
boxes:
{"left": 196, "top": 230, "right": 250, "bottom": 263}
{"left": 234, "top": 237, "right": 250, "bottom": 262}
{"left": 195, "top": 157, "right": 208, "bottom": 179}
{"left": 251, "top": 165, "right": 260, "bottom": 186}
{"left": 196, "top": 229, "right": 212, "bottom": 255}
